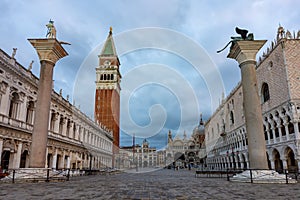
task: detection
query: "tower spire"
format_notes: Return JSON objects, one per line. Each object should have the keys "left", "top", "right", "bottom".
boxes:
{"left": 101, "top": 27, "right": 117, "bottom": 57}
{"left": 95, "top": 27, "right": 121, "bottom": 167}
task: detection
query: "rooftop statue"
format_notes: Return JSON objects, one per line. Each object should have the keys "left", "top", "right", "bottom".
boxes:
{"left": 217, "top": 27, "right": 254, "bottom": 53}
{"left": 46, "top": 20, "right": 56, "bottom": 38}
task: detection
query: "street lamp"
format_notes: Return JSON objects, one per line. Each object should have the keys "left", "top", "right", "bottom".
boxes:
{"left": 89, "top": 153, "right": 92, "bottom": 175}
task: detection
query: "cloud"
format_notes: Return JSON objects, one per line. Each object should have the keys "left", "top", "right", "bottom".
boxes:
{"left": 1, "top": 0, "right": 300, "bottom": 149}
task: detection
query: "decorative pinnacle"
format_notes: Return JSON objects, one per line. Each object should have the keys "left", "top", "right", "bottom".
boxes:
{"left": 109, "top": 26, "right": 113, "bottom": 34}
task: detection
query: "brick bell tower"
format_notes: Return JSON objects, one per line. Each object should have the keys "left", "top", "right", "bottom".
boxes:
{"left": 95, "top": 27, "right": 121, "bottom": 153}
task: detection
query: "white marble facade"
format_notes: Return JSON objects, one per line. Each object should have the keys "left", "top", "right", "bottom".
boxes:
{"left": 0, "top": 48, "right": 113, "bottom": 171}
{"left": 205, "top": 26, "right": 300, "bottom": 172}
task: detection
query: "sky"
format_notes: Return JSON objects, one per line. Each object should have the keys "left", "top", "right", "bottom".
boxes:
{"left": 0, "top": 0, "right": 299, "bottom": 149}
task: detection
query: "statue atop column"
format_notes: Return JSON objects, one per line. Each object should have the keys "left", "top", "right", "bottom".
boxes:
{"left": 217, "top": 27, "right": 254, "bottom": 53}
{"left": 46, "top": 20, "right": 56, "bottom": 38}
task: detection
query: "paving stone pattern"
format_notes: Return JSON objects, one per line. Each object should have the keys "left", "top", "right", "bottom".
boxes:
{"left": 0, "top": 169, "right": 299, "bottom": 200}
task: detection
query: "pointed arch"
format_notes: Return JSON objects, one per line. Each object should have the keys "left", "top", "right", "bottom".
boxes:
{"left": 261, "top": 82, "right": 270, "bottom": 103}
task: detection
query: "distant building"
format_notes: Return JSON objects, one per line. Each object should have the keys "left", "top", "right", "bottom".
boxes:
{"left": 118, "top": 139, "right": 158, "bottom": 169}
{"left": 0, "top": 46, "right": 113, "bottom": 171}
{"left": 165, "top": 116, "right": 206, "bottom": 168}
{"left": 205, "top": 26, "right": 300, "bottom": 171}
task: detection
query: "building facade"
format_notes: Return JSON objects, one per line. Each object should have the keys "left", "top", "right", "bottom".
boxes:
{"left": 118, "top": 139, "right": 159, "bottom": 169}
{"left": 165, "top": 118, "right": 206, "bottom": 168}
{"left": 95, "top": 28, "right": 121, "bottom": 152}
{"left": 205, "top": 26, "right": 300, "bottom": 172}
{"left": 0, "top": 47, "right": 113, "bottom": 171}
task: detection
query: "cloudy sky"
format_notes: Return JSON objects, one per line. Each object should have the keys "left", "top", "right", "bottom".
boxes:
{"left": 1, "top": 0, "right": 299, "bottom": 149}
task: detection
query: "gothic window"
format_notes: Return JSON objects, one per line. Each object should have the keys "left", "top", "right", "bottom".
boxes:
{"left": 104, "top": 74, "right": 107, "bottom": 80}
{"left": 230, "top": 111, "right": 235, "bottom": 124}
{"left": 111, "top": 74, "right": 114, "bottom": 80}
{"left": 268, "top": 123, "right": 273, "bottom": 139}
{"left": 26, "top": 101, "right": 35, "bottom": 124}
{"left": 261, "top": 83, "right": 270, "bottom": 103}
{"left": 100, "top": 74, "right": 103, "bottom": 80}
{"left": 274, "top": 121, "right": 279, "bottom": 138}
{"left": 264, "top": 125, "right": 268, "bottom": 140}
{"left": 280, "top": 119, "right": 286, "bottom": 136}
{"left": 9, "top": 92, "right": 19, "bottom": 119}
{"left": 287, "top": 116, "right": 294, "bottom": 134}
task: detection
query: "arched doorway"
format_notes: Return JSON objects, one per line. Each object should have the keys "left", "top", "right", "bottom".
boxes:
{"left": 47, "top": 154, "right": 53, "bottom": 168}
{"left": 266, "top": 153, "right": 271, "bottom": 169}
{"left": 1, "top": 151, "right": 10, "bottom": 170}
{"left": 20, "top": 150, "right": 29, "bottom": 168}
{"left": 56, "top": 155, "right": 61, "bottom": 169}
{"left": 241, "top": 154, "right": 247, "bottom": 170}
{"left": 273, "top": 149, "right": 283, "bottom": 173}
{"left": 286, "top": 147, "right": 297, "bottom": 171}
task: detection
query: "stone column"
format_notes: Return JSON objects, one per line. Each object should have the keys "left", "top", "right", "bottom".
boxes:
{"left": 228, "top": 40, "right": 268, "bottom": 169}
{"left": 282, "top": 159, "right": 288, "bottom": 170}
{"left": 52, "top": 148, "right": 58, "bottom": 169}
{"left": 284, "top": 123, "right": 290, "bottom": 140}
{"left": 294, "top": 121, "right": 300, "bottom": 140}
{"left": 297, "top": 159, "right": 300, "bottom": 171}
{"left": 0, "top": 83, "right": 9, "bottom": 115}
{"left": 53, "top": 113, "right": 60, "bottom": 133}
{"left": 19, "top": 95, "right": 27, "bottom": 122}
{"left": 270, "top": 159, "right": 275, "bottom": 170}
{"left": 28, "top": 39, "right": 68, "bottom": 168}
{"left": 266, "top": 129, "right": 271, "bottom": 145}
{"left": 14, "top": 142, "right": 23, "bottom": 169}
{"left": 45, "top": 147, "right": 49, "bottom": 168}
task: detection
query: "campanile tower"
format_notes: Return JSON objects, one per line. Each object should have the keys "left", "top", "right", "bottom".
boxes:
{"left": 95, "top": 27, "right": 121, "bottom": 150}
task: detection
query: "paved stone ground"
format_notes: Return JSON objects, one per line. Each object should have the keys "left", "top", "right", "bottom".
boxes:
{"left": 0, "top": 169, "right": 299, "bottom": 200}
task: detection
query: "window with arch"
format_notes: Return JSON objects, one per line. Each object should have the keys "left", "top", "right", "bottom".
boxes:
{"left": 261, "top": 83, "right": 270, "bottom": 103}
{"left": 280, "top": 119, "right": 286, "bottom": 136}
{"left": 59, "top": 116, "right": 64, "bottom": 134}
{"left": 287, "top": 116, "right": 294, "bottom": 134}
{"left": 50, "top": 112, "right": 56, "bottom": 131}
{"left": 230, "top": 111, "right": 235, "bottom": 124}
{"left": 26, "top": 101, "right": 35, "bottom": 124}
{"left": 9, "top": 92, "right": 19, "bottom": 119}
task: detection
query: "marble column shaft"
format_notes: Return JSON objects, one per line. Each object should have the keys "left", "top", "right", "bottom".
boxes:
{"left": 228, "top": 40, "right": 268, "bottom": 169}
{"left": 28, "top": 38, "right": 68, "bottom": 168}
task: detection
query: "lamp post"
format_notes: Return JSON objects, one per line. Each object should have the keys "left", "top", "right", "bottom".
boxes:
{"left": 89, "top": 153, "right": 92, "bottom": 175}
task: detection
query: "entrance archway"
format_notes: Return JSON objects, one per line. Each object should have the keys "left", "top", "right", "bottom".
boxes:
{"left": 20, "top": 150, "right": 29, "bottom": 168}
{"left": 47, "top": 154, "right": 53, "bottom": 168}
{"left": 1, "top": 151, "right": 10, "bottom": 170}
{"left": 56, "top": 155, "right": 61, "bottom": 169}
{"left": 286, "top": 147, "right": 297, "bottom": 171}
{"left": 273, "top": 149, "right": 283, "bottom": 172}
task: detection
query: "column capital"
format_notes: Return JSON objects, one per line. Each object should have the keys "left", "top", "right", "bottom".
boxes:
{"left": 227, "top": 40, "right": 267, "bottom": 66}
{"left": 28, "top": 38, "right": 68, "bottom": 65}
